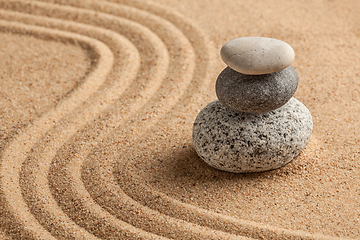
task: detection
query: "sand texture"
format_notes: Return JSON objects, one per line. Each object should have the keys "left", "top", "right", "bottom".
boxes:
{"left": 0, "top": 0, "right": 359, "bottom": 239}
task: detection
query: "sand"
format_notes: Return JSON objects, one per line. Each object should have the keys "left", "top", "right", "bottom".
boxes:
{"left": 0, "top": 0, "right": 359, "bottom": 239}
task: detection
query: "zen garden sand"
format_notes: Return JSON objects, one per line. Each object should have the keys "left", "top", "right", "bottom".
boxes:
{"left": 0, "top": 0, "right": 359, "bottom": 239}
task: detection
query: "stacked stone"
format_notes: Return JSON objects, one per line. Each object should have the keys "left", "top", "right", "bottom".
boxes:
{"left": 193, "top": 37, "right": 313, "bottom": 173}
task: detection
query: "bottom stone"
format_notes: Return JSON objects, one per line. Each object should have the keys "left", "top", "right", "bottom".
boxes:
{"left": 192, "top": 97, "right": 313, "bottom": 173}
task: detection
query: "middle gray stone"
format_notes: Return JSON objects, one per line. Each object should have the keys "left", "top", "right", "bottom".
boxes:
{"left": 216, "top": 66, "right": 298, "bottom": 113}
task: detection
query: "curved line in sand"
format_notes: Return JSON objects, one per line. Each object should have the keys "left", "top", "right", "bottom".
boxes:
{"left": 8, "top": 1, "right": 224, "bottom": 239}
{"left": 121, "top": 166, "right": 345, "bottom": 240}
{"left": 0, "top": 1, "right": 237, "bottom": 239}
{"left": 0, "top": 4, "right": 179, "bottom": 239}
{"left": 0, "top": 19, "right": 115, "bottom": 239}
{"left": 0, "top": 1, "right": 191, "bottom": 239}
{"left": 0, "top": 9, "right": 172, "bottom": 240}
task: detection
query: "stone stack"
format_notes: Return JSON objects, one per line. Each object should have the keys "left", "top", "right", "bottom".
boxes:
{"left": 193, "top": 37, "right": 313, "bottom": 173}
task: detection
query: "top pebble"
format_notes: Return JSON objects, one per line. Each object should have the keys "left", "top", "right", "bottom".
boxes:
{"left": 220, "top": 37, "right": 295, "bottom": 75}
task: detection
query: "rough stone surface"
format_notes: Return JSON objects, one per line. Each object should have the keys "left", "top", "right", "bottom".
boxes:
{"left": 220, "top": 37, "right": 295, "bottom": 75}
{"left": 192, "top": 98, "right": 313, "bottom": 173}
{"left": 216, "top": 66, "right": 298, "bottom": 113}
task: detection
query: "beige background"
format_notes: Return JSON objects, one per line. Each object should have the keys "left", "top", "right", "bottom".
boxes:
{"left": 0, "top": 0, "right": 359, "bottom": 239}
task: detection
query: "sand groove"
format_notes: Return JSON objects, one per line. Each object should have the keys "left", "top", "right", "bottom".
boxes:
{"left": 0, "top": 4, "right": 171, "bottom": 240}
{"left": 8, "top": 4, "right": 190, "bottom": 240}
{"left": 14, "top": 0, "right": 239, "bottom": 238}
{"left": 0, "top": 18, "right": 114, "bottom": 239}
{"left": 5, "top": 9, "right": 170, "bottom": 238}
{"left": 0, "top": 0, "right": 356, "bottom": 239}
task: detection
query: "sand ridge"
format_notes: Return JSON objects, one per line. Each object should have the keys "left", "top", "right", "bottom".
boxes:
{"left": 0, "top": 0, "right": 359, "bottom": 239}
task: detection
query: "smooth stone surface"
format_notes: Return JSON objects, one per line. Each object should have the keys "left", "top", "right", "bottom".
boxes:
{"left": 221, "top": 37, "right": 295, "bottom": 75}
{"left": 192, "top": 98, "right": 313, "bottom": 173}
{"left": 216, "top": 66, "right": 298, "bottom": 113}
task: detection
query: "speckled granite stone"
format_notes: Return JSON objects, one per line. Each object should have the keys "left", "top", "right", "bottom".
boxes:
{"left": 216, "top": 66, "right": 298, "bottom": 113}
{"left": 192, "top": 98, "right": 313, "bottom": 173}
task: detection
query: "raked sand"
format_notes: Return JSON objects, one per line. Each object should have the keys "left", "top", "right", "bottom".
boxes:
{"left": 0, "top": 0, "right": 359, "bottom": 239}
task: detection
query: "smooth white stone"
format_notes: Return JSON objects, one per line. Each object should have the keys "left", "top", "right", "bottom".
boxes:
{"left": 220, "top": 37, "right": 295, "bottom": 75}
